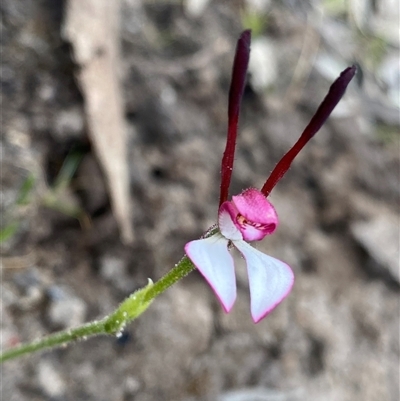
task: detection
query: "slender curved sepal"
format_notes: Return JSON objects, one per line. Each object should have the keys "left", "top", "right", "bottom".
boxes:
{"left": 219, "top": 30, "right": 251, "bottom": 206}
{"left": 261, "top": 65, "right": 357, "bottom": 196}
{"left": 233, "top": 240, "right": 294, "bottom": 323}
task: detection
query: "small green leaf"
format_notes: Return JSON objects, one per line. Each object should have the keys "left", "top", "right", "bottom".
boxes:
{"left": 54, "top": 150, "right": 84, "bottom": 191}
{"left": 104, "top": 279, "right": 155, "bottom": 334}
{"left": 321, "top": 0, "right": 347, "bottom": 16}
{"left": 241, "top": 11, "right": 267, "bottom": 37}
{"left": 0, "top": 222, "right": 19, "bottom": 243}
{"left": 17, "top": 174, "right": 36, "bottom": 205}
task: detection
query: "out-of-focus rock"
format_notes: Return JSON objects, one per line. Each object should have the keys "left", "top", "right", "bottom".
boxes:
{"left": 124, "top": 375, "right": 141, "bottom": 397}
{"left": 37, "top": 359, "right": 66, "bottom": 398}
{"left": 378, "top": 54, "right": 400, "bottom": 109}
{"left": 47, "top": 286, "right": 87, "bottom": 329}
{"left": 185, "top": 0, "right": 211, "bottom": 17}
{"left": 351, "top": 210, "right": 400, "bottom": 283}
{"left": 12, "top": 268, "right": 46, "bottom": 311}
{"left": 52, "top": 106, "right": 85, "bottom": 140}
{"left": 245, "top": 0, "right": 272, "bottom": 13}
{"left": 248, "top": 37, "right": 278, "bottom": 92}
{"left": 371, "top": 0, "right": 400, "bottom": 46}
{"left": 99, "top": 254, "right": 137, "bottom": 293}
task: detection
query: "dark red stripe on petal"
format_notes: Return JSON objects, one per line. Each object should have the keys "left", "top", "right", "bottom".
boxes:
{"left": 261, "top": 65, "right": 357, "bottom": 196}
{"left": 219, "top": 30, "right": 251, "bottom": 206}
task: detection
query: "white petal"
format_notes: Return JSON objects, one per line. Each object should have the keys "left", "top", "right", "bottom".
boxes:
{"left": 185, "top": 234, "right": 237, "bottom": 312}
{"left": 233, "top": 240, "right": 294, "bottom": 323}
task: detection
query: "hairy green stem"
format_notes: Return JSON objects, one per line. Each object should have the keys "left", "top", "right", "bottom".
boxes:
{"left": 1, "top": 226, "right": 219, "bottom": 363}
{"left": 0, "top": 254, "right": 201, "bottom": 363}
{"left": 0, "top": 320, "right": 107, "bottom": 363}
{"left": 143, "top": 256, "right": 195, "bottom": 302}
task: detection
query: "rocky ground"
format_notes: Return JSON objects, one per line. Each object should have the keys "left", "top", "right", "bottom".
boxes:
{"left": 1, "top": 1, "right": 399, "bottom": 400}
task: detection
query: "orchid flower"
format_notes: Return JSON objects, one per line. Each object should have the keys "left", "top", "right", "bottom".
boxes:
{"left": 185, "top": 30, "right": 356, "bottom": 323}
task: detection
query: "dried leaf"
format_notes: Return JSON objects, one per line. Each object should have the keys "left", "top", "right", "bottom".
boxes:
{"left": 63, "top": 0, "right": 133, "bottom": 243}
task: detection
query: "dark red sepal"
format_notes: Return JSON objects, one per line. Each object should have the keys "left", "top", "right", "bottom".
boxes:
{"left": 261, "top": 65, "right": 357, "bottom": 196}
{"left": 219, "top": 30, "right": 251, "bottom": 206}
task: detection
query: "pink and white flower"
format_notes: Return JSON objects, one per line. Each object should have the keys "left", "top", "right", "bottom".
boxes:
{"left": 185, "top": 188, "right": 294, "bottom": 323}
{"left": 185, "top": 30, "right": 356, "bottom": 323}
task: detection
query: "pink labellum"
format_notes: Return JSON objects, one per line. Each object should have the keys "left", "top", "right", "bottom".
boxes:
{"left": 232, "top": 188, "right": 277, "bottom": 240}
{"left": 219, "top": 189, "right": 277, "bottom": 241}
{"left": 185, "top": 234, "right": 236, "bottom": 313}
{"left": 233, "top": 240, "right": 294, "bottom": 323}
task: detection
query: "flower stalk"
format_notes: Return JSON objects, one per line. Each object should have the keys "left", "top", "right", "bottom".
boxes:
{"left": 0, "top": 255, "right": 197, "bottom": 363}
{"left": 0, "top": 227, "right": 223, "bottom": 363}
{"left": 0, "top": 320, "right": 108, "bottom": 363}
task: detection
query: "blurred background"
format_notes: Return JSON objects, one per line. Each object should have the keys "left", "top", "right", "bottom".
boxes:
{"left": 1, "top": 0, "right": 399, "bottom": 400}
